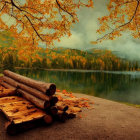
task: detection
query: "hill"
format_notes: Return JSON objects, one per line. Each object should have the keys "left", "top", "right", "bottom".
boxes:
{"left": 0, "top": 32, "right": 139, "bottom": 71}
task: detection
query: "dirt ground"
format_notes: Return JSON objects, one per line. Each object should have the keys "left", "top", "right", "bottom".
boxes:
{"left": 0, "top": 93, "right": 140, "bottom": 140}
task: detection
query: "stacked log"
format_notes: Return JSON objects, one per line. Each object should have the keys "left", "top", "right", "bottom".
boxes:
{"left": 17, "top": 89, "right": 50, "bottom": 109}
{"left": 0, "top": 70, "right": 76, "bottom": 135}
{"left": 3, "top": 70, "right": 56, "bottom": 96}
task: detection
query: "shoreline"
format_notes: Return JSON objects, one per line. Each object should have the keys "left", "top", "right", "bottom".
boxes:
{"left": 15, "top": 67, "right": 140, "bottom": 74}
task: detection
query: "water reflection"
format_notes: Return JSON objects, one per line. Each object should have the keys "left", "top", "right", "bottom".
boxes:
{"left": 16, "top": 69, "right": 140, "bottom": 104}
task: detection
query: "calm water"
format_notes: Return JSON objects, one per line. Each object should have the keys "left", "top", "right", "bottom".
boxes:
{"left": 16, "top": 69, "right": 140, "bottom": 105}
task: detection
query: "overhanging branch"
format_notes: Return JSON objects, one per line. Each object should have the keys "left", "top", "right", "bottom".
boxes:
{"left": 10, "top": 0, "right": 44, "bottom": 41}
{"left": 96, "top": 0, "right": 140, "bottom": 42}
{"left": 56, "top": 0, "right": 73, "bottom": 17}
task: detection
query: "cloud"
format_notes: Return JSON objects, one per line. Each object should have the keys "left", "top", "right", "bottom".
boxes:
{"left": 55, "top": 31, "right": 84, "bottom": 49}
{"left": 55, "top": 0, "right": 109, "bottom": 49}
{"left": 15, "top": 0, "right": 26, "bottom": 5}
{"left": 99, "top": 34, "right": 140, "bottom": 60}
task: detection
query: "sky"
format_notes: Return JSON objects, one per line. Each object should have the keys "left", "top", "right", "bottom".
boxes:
{"left": 55, "top": 0, "right": 140, "bottom": 61}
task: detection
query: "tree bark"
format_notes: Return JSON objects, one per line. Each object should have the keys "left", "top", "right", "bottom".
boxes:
{"left": 50, "top": 96, "right": 58, "bottom": 106}
{"left": 1, "top": 81, "right": 16, "bottom": 89}
{"left": 3, "top": 70, "right": 56, "bottom": 96}
{"left": 17, "top": 89, "right": 50, "bottom": 109}
{"left": 2, "top": 76, "right": 50, "bottom": 101}
{"left": 46, "top": 106, "right": 58, "bottom": 115}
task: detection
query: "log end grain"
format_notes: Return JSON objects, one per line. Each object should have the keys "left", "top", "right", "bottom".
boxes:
{"left": 46, "top": 84, "right": 56, "bottom": 96}
{"left": 50, "top": 106, "right": 58, "bottom": 115}
{"left": 44, "top": 101, "right": 50, "bottom": 109}
{"left": 50, "top": 97, "right": 58, "bottom": 106}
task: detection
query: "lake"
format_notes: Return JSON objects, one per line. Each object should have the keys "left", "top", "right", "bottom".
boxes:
{"left": 16, "top": 69, "right": 140, "bottom": 105}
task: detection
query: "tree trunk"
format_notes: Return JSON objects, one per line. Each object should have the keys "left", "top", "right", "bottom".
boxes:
{"left": 17, "top": 89, "right": 50, "bottom": 109}
{"left": 2, "top": 76, "right": 18, "bottom": 87}
{"left": 50, "top": 96, "right": 58, "bottom": 106}
{"left": 3, "top": 70, "right": 56, "bottom": 96}
{"left": 1, "top": 81, "right": 16, "bottom": 89}
{"left": 46, "top": 106, "right": 58, "bottom": 115}
{"left": 2, "top": 76, "right": 50, "bottom": 101}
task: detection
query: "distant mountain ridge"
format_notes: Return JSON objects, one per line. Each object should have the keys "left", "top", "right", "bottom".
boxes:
{"left": 52, "top": 47, "right": 134, "bottom": 61}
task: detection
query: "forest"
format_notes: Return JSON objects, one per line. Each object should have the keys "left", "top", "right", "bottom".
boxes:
{"left": 0, "top": 45, "right": 140, "bottom": 71}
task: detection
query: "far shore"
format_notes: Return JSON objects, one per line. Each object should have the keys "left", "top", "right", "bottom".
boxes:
{"left": 15, "top": 67, "right": 140, "bottom": 74}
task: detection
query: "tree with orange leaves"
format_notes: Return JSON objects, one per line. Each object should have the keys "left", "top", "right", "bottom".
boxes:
{"left": 95, "top": 0, "right": 140, "bottom": 43}
{"left": 0, "top": 0, "right": 93, "bottom": 47}
{"left": 1, "top": 0, "right": 139, "bottom": 48}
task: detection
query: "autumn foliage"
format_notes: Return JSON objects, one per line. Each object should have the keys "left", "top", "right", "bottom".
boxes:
{"left": 95, "top": 0, "right": 140, "bottom": 43}
{"left": 0, "top": 0, "right": 93, "bottom": 47}
{"left": 0, "top": 0, "right": 139, "bottom": 48}
{"left": 1, "top": 46, "right": 140, "bottom": 71}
